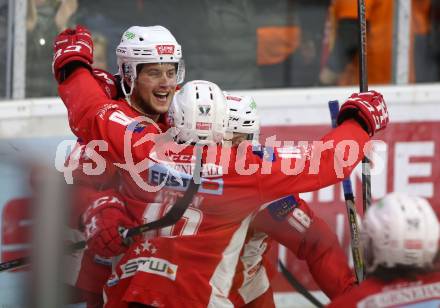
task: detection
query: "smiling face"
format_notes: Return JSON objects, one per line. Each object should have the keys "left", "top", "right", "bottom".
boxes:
{"left": 231, "top": 132, "right": 249, "bottom": 145}
{"left": 131, "top": 63, "right": 178, "bottom": 119}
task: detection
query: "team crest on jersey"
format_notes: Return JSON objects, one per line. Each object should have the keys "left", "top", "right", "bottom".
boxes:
{"left": 267, "top": 195, "right": 298, "bottom": 221}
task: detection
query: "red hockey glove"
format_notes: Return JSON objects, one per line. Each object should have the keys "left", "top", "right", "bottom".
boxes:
{"left": 337, "top": 90, "right": 389, "bottom": 136}
{"left": 93, "top": 68, "right": 119, "bottom": 99}
{"left": 82, "top": 193, "right": 135, "bottom": 258}
{"left": 52, "top": 25, "right": 93, "bottom": 83}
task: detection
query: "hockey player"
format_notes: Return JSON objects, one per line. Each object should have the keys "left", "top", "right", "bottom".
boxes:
{"left": 328, "top": 192, "right": 440, "bottom": 307}
{"left": 58, "top": 25, "right": 184, "bottom": 307}
{"left": 53, "top": 25, "right": 388, "bottom": 307}
{"left": 223, "top": 93, "right": 355, "bottom": 307}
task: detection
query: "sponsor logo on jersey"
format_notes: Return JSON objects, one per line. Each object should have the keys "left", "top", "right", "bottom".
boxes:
{"left": 149, "top": 163, "right": 224, "bottom": 195}
{"left": 149, "top": 152, "right": 223, "bottom": 178}
{"left": 196, "top": 122, "right": 212, "bottom": 130}
{"left": 121, "top": 257, "right": 178, "bottom": 281}
{"left": 267, "top": 195, "right": 298, "bottom": 221}
{"left": 167, "top": 153, "right": 194, "bottom": 163}
{"left": 156, "top": 45, "right": 175, "bottom": 55}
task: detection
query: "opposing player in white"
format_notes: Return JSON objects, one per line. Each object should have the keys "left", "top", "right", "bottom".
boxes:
{"left": 328, "top": 192, "right": 440, "bottom": 307}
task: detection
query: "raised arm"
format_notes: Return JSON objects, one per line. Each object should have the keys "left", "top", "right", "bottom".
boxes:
{"left": 259, "top": 90, "right": 388, "bottom": 198}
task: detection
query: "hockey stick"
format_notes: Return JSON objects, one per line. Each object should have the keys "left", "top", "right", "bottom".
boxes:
{"left": 278, "top": 260, "right": 323, "bottom": 308}
{"left": 329, "top": 100, "right": 365, "bottom": 283}
{"left": 357, "top": 0, "right": 372, "bottom": 214}
{"left": 0, "top": 146, "right": 203, "bottom": 272}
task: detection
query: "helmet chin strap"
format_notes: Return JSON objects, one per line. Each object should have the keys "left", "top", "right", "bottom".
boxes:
{"left": 120, "top": 76, "right": 135, "bottom": 104}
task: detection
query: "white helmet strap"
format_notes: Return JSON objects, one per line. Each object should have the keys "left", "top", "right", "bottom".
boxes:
{"left": 120, "top": 75, "right": 135, "bottom": 102}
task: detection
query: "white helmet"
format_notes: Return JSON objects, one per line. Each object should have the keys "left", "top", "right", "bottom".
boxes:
{"left": 224, "top": 92, "right": 260, "bottom": 136}
{"left": 362, "top": 192, "right": 439, "bottom": 272}
{"left": 116, "top": 25, "right": 184, "bottom": 97}
{"left": 169, "top": 80, "right": 229, "bottom": 145}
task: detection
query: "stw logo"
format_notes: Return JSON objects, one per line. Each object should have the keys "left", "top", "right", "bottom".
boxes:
{"left": 156, "top": 45, "right": 175, "bottom": 55}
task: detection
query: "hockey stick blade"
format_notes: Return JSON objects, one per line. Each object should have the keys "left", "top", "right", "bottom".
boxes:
{"left": 278, "top": 260, "right": 324, "bottom": 307}
{"left": 1, "top": 146, "right": 203, "bottom": 272}
{"left": 329, "top": 100, "right": 365, "bottom": 283}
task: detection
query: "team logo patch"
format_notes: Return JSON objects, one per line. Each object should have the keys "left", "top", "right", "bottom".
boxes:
{"left": 267, "top": 195, "right": 298, "bottom": 221}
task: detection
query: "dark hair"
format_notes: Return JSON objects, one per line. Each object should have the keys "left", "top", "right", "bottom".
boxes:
{"left": 369, "top": 264, "right": 434, "bottom": 282}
